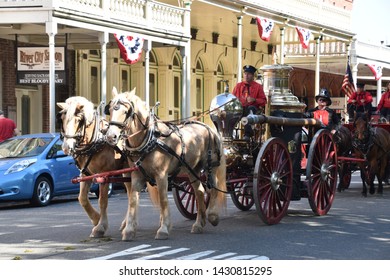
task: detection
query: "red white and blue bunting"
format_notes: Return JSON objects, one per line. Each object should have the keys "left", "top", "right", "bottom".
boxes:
{"left": 367, "top": 64, "right": 383, "bottom": 80}
{"left": 295, "top": 27, "right": 311, "bottom": 49}
{"left": 114, "top": 33, "right": 144, "bottom": 64}
{"left": 256, "top": 17, "right": 274, "bottom": 42}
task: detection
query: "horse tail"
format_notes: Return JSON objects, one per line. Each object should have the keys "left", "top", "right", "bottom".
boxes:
{"left": 213, "top": 129, "right": 227, "bottom": 210}
{"left": 146, "top": 183, "right": 160, "bottom": 207}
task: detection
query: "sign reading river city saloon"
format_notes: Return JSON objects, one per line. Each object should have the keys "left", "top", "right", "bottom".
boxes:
{"left": 16, "top": 47, "right": 66, "bottom": 85}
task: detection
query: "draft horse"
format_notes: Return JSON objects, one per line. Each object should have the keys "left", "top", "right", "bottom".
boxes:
{"left": 105, "top": 87, "right": 227, "bottom": 240}
{"left": 352, "top": 112, "right": 390, "bottom": 196}
{"left": 57, "top": 96, "right": 132, "bottom": 239}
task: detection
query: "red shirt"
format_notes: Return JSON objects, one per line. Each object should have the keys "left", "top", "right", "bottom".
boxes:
{"left": 347, "top": 90, "right": 373, "bottom": 107}
{"left": 232, "top": 81, "right": 267, "bottom": 108}
{"left": 0, "top": 117, "right": 17, "bottom": 142}
{"left": 377, "top": 91, "right": 390, "bottom": 110}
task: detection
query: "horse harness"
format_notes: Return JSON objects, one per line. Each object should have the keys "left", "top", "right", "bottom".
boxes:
{"left": 59, "top": 110, "right": 126, "bottom": 176}
{"left": 352, "top": 126, "right": 388, "bottom": 161}
{"left": 118, "top": 111, "right": 221, "bottom": 189}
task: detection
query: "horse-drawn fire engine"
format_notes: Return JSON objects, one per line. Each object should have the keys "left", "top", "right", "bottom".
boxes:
{"left": 172, "top": 64, "right": 338, "bottom": 225}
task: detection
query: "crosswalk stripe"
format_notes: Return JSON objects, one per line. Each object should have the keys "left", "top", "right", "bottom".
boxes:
{"left": 90, "top": 244, "right": 270, "bottom": 260}
{"left": 205, "top": 252, "right": 237, "bottom": 259}
{"left": 90, "top": 245, "right": 171, "bottom": 260}
{"left": 251, "top": 256, "right": 270, "bottom": 260}
{"left": 226, "top": 255, "right": 260, "bottom": 260}
{"left": 176, "top": 250, "right": 215, "bottom": 260}
{"left": 134, "top": 247, "right": 190, "bottom": 260}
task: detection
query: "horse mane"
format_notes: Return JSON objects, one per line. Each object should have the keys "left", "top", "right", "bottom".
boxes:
{"left": 65, "top": 96, "right": 95, "bottom": 126}
{"left": 112, "top": 88, "right": 149, "bottom": 117}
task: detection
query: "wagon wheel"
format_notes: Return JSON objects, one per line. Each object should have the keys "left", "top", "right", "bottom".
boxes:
{"left": 229, "top": 180, "right": 254, "bottom": 211}
{"left": 172, "top": 177, "right": 210, "bottom": 220}
{"left": 306, "top": 129, "right": 338, "bottom": 215}
{"left": 253, "top": 137, "right": 293, "bottom": 225}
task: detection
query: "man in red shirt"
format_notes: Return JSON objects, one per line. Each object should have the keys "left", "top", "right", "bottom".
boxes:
{"left": 233, "top": 65, "right": 267, "bottom": 139}
{"left": 306, "top": 89, "right": 340, "bottom": 134}
{"left": 347, "top": 83, "right": 373, "bottom": 120}
{"left": 377, "top": 82, "right": 390, "bottom": 121}
{"left": 0, "top": 109, "right": 20, "bottom": 142}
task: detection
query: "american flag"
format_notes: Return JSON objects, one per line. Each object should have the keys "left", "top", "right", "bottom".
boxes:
{"left": 342, "top": 62, "right": 355, "bottom": 98}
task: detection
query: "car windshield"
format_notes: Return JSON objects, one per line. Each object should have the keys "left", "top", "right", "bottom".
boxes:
{"left": 0, "top": 137, "right": 53, "bottom": 158}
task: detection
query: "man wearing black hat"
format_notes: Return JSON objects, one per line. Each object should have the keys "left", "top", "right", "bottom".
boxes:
{"left": 306, "top": 88, "right": 340, "bottom": 134}
{"left": 233, "top": 65, "right": 267, "bottom": 139}
{"left": 347, "top": 83, "right": 373, "bottom": 120}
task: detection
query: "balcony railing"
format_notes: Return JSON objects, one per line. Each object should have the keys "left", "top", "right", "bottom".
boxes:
{"left": 0, "top": 0, "right": 190, "bottom": 38}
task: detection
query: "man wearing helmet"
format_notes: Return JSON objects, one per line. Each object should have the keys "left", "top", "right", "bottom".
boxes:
{"left": 306, "top": 89, "right": 340, "bottom": 134}
{"left": 233, "top": 65, "right": 267, "bottom": 139}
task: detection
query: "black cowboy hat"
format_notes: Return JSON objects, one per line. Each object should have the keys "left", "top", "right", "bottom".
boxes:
{"left": 315, "top": 88, "right": 332, "bottom": 106}
{"left": 243, "top": 65, "right": 257, "bottom": 74}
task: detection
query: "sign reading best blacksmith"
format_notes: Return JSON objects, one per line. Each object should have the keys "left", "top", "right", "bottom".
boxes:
{"left": 17, "top": 47, "right": 66, "bottom": 85}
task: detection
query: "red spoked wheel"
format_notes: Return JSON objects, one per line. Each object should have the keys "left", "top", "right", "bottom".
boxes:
{"left": 229, "top": 180, "right": 254, "bottom": 211}
{"left": 172, "top": 177, "right": 209, "bottom": 220}
{"left": 306, "top": 129, "right": 338, "bottom": 215}
{"left": 253, "top": 137, "right": 293, "bottom": 225}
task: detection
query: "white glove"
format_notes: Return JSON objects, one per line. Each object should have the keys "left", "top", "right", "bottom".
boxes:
{"left": 360, "top": 99, "right": 365, "bottom": 104}
{"left": 351, "top": 100, "right": 357, "bottom": 103}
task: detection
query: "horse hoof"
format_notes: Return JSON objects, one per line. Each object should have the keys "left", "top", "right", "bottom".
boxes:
{"left": 90, "top": 231, "right": 105, "bottom": 238}
{"left": 369, "top": 190, "right": 375, "bottom": 195}
{"left": 122, "top": 232, "right": 135, "bottom": 241}
{"left": 191, "top": 224, "right": 204, "bottom": 234}
{"left": 208, "top": 214, "right": 219, "bottom": 226}
{"left": 155, "top": 231, "right": 169, "bottom": 240}
{"left": 361, "top": 193, "right": 367, "bottom": 197}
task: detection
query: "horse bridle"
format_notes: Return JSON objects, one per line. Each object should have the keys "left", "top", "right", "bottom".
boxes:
{"left": 59, "top": 111, "right": 100, "bottom": 149}
{"left": 107, "top": 100, "right": 149, "bottom": 135}
{"left": 352, "top": 120, "right": 373, "bottom": 156}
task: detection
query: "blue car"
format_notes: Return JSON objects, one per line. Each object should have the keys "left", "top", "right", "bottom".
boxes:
{"left": 0, "top": 133, "right": 105, "bottom": 206}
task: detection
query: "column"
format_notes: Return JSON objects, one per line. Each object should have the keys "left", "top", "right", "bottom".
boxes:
{"left": 314, "top": 36, "right": 321, "bottom": 96}
{"left": 46, "top": 21, "right": 57, "bottom": 133}
{"left": 99, "top": 32, "right": 108, "bottom": 115}
{"left": 376, "top": 78, "right": 382, "bottom": 106}
{"left": 279, "top": 27, "right": 285, "bottom": 64}
{"left": 143, "top": 39, "right": 152, "bottom": 107}
{"left": 180, "top": 44, "right": 191, "bottom": 118}
{"left": 237, "top": 15, "right": 243, "bottom": 80}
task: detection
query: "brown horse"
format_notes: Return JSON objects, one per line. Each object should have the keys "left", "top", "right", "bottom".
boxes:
{"left": 353, "top": 113, "right": 390, "bottom": 196}
{"left": 333, "top": 124, "right": 353, "bottom": 192}
{"left": 105, "top": 87, "right": 227, "bottom": 240}
{"left": 57, "top": 96, "right": 132, "bottom": 239}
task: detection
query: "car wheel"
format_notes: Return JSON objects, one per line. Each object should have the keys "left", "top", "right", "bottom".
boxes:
{"left": 94, "top": 183, "right": 113, "bottom": 198}
{"left": 31, "top": 176, "right": 53, "bottom": 207}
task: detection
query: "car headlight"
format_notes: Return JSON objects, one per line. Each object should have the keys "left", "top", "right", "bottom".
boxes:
{"left": 5, "top": 159, "right": 37, "bottom": 174}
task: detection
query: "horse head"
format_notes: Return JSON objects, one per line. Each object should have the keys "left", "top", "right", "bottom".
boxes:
{"left": 353, "top": 112, "right": 372, "bottom": 154}
{"left": 57, "top": 96, "right": 95, "bottom": 155}
{"left": 106, "top": 87, "right": 149, "bottom": 145}
{"left": 353, "top": 112, "right": 370, "bottom": 141}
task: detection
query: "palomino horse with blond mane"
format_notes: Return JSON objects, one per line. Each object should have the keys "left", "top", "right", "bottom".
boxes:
{"left": 105, "top": 87, "right": 227, "bottom": 240}
{"left": 57, "top": 96, "right": 133, "bottom": 239}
